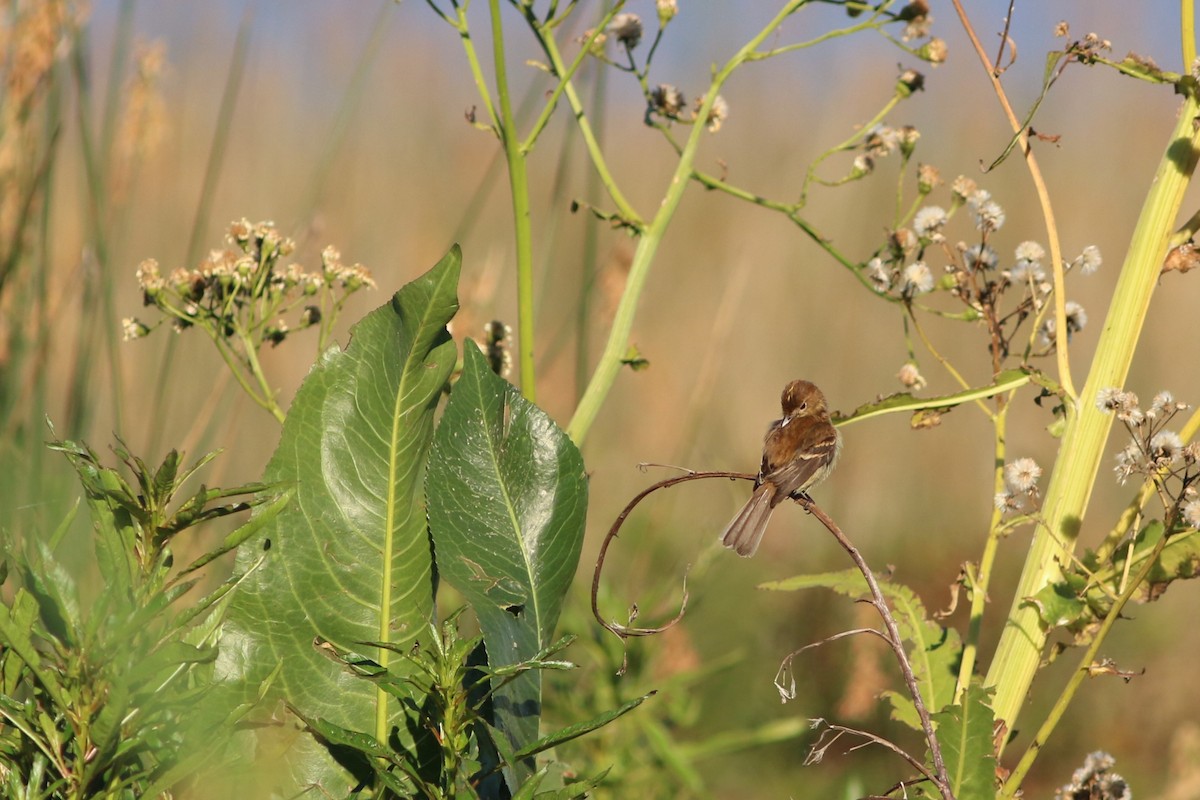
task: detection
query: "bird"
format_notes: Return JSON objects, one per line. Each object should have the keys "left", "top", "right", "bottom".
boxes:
{"left": 720, "top": 379, "right": 841, "bottom": 557}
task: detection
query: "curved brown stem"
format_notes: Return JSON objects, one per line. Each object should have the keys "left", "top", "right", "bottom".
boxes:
{"left": 590, "top": 469, "right": 754, "bottom": 672}
{"left": 797, "top": 496, "right": 955, "bottom": 800}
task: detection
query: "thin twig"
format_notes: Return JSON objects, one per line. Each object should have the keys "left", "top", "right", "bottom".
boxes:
{"left": 590, "top": 469, "right": 752, "bottom": 672}
{"left": 797, "top": 496, "right": 955, "bottom": 800}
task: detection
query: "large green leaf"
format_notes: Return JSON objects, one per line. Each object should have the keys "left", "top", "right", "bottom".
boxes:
{"left": 930, "top": 684, "right": 996, "bottom": 800}
{"left": 218, "top": 246, "right": 460, "bottom": 790}
{"left": 427, "top": 342, "right": 588, "bottom": 764}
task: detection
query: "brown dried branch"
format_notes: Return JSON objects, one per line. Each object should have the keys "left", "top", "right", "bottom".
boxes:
{"left": 796, "top": 496, "right": 955, "bottom": 800}
{"left": 590, "top": 469, "right": 754, "bottom": 673}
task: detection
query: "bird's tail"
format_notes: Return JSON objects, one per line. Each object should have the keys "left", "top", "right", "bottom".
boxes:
{"left": 719, "top": 482, "right": 778, "bottom": 557}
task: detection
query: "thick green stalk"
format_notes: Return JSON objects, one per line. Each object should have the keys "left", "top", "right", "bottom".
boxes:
{"left": 489, "top": 0, "right": 537, "bottom": 401}
{"left": 1000, "top": 528, "right": 1173, "bottom": 796}
{"left": 985, "top": 91, "right": 1200, "bottom": 734}
{"left": 566, "top": 0, "right": 805, "bottom": 444}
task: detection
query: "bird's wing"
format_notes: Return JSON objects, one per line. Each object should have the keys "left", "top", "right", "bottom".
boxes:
{"left": 762, "top": 423, "right": 839, "bottom": 501}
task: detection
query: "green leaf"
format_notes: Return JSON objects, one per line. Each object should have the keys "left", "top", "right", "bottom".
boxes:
{"left": 835, "top": 369, "right": 1030, "bottom": 428}
{"left": 18, "top": 535, "right": 80, "bottom": 647}
{"left": 427, "top": 342, "right": 588, "bottom": 760}
{"left": 761, "top": 569, "right": 961, "bottom": 731}
{"left": 49, "top": 436, "right": 138, "bottom": 605}
{"left": 219, "top": 246, "right": 461, "bottom": 790}
{"left": 929, "top": 684, "right": 996, "bottom": 800}
{"left": 173, "top": 488, "right": 291, "bottom": 579}
{"left": 0, "top": 595, "right": 69, "bottom": 709}
{"left": 513, "top": 691, "right": 653, "bottom": 761}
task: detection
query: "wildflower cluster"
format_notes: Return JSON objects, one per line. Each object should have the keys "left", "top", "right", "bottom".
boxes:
{"left": 126, "top": 219, "right": 375, "bottom": 421}
{"left": 1054, "top": 751, "right": 1130, "bottom": 800}
{"left": 1098, "top": 388, "right": 1200, "bottom": 529}
{"left": 995, "top": 457, "right": 1043, "bottom": 515}
{"left": 863, "top": 176, "right": 1101, "bottom": 372}
{"left": 128, "top": 219, "right": 374, "bottom": 344}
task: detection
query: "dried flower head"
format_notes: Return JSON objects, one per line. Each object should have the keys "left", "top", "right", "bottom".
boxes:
{"left": 1096, "top": 387, "right": 1136, "bottom": 414}
{"left": 122, "top": 317, "right": 150, "bottom": 341}
{"left": 889, "top": 227, "right": 917, "bottom": 257}
{"left": 650, "top": 84, "right": 687, "bottom": 119}
{"left": 1015, "top": 241, "right": 1045, "bottom": 263}
{"left": 608, "top": 13, "right": 643, "bottom": 49}
{"left": 866, "top": 257, "right": 893, "bottom": 293}
{"left": 1150, "top": 430, "right": 1184, "bottom": 465}
{"left": 1004, "top": 458, "right": 1042, "bottom": 493}
{"left": 851, "top": 154, "right": 874, "bottom": 178}
{"left": 1183, "top": 498, "right": 1200, "bottom": 529}
{"left": 696, "top": 94, "right": 729, "bottom": 133}
{"left": 1114, "top": 442, "right": 1147, "bottom": 484}
{"left": 902, "top": 261, "right": 934, "bottom": 294}
{"left": 963, "top": 243, "right": 998, "bottom": 272}
{"left": 969, "top": 194, "right": 1006, "bottom": 232}
{"left": 897, "top": 362, "right": 926, "bottom": 390}
{"left": 864, "top": 125, "right": 900, "bottom": 157}
{"left": 1146, "top": 390, "right": 1178, "bottom": 419}
{"left": 995, "top": 489, "right": 1023, "bottom": 513}
{"left": 1009, "top": 258, "right": 1045, "bottom": 283}
{"left": 1055, "top": 751, "right": 1129, "bottom": 800}
{"left": 1064, "top": 301, "right": 1087, "bottom": 333}
{"left": 951, "top": 175, "right": 978, "bottom": 205}
{"left": 917, "top": 163, "right": 941, "bottom": 194}
{"left": 1073, "top": 244, "right": 1102, "bottom": 274}
{"left": 897, "top": 68, "right": 925, "bottom": 95}
{"left": 913, "top": 206, "right": 947, "bottom": 239}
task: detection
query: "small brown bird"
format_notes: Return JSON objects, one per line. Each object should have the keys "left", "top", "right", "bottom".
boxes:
{"left": 720, "top": 380, "right": 841, "bottom": 557}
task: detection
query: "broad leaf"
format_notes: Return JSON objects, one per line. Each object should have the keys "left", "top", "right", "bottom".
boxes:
{"left": 218, "top": 246, "right": 460, "bottom": 790}
{"left": 930, "top": 684, "right": 996, "bottom": 800}
{"left": 835, "top": 369, "right": 1031, "bottom": 427}
{"left": 427, "top": 343, "right": 588, "bottom": 766}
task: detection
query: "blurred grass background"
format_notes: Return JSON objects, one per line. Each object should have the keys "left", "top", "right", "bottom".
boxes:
{"left": 3, "top": 0, "right": 1200, "bottom": 796}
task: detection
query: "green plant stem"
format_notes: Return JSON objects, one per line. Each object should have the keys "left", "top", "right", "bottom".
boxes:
{"left": 520, "top": 6, "right": 619, "bottom": 154}
{"left": 576, "top": 44, "right": 607, "bottom": 403}
{"left": 527, "top": 11, "right": 643, "bottom": 227}
{"left": 489, "top": 0, "right": 537, "bottom": 401}
{"left": 999, "top": 529, "right": 1172, "bottom": 796}
{"left": 567, "top": 0, "right": 806, "bottom": 444}
{"left": 451, "top": 4, "right": 500, "bottom": 131}
{"left": 801, "top": 92, "right": 903, "bottom": 205}
{"left": 984, "top": 88, "right": 1200, "bottom": 737}
{"left": 208, "top": 331, "right": 281, "bottom": 424}
{"left": 954, "top": 404, "right": 1009, "bottom": 702}
{"left": 236, "top": 329, "right": 285, "bottom": 424}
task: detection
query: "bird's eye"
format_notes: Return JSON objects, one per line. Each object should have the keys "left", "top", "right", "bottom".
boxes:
{"left": 799, "top": 402, "right": 807, "bottom": 410}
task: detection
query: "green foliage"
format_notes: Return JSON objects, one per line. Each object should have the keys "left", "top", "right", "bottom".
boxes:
{"left": 130, "top": 220, "right": 379, "bottom": 422}
{"left": 290, "top": 611, "right": 646, "bottom": 799}
{"left": 0, "top": 437, "right": 280, "bottom": 798}
{"left": 911, "top": 685, "right": 996, "bottom": 800}
{"left": 427, "top": 342, "right": 588, "bottom": 765}
{"left": 218, "top": 246, "right": 461, "bottom": 791}
{"left": 1030, "top": 521, "right": 1200, "bottom": 653}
